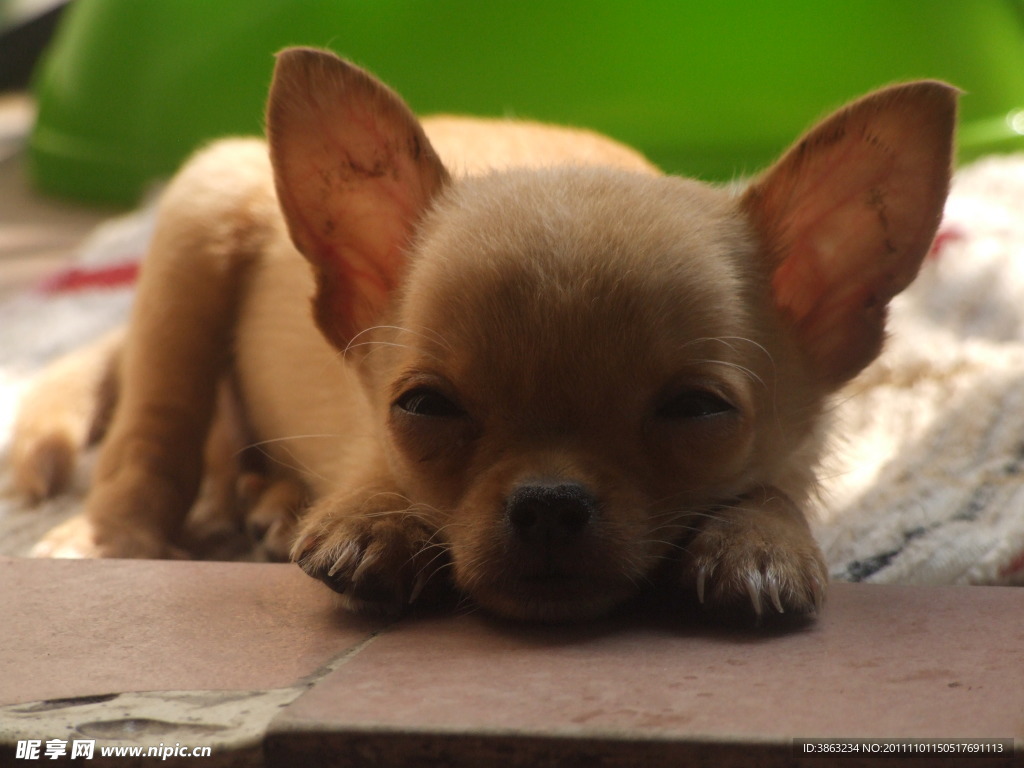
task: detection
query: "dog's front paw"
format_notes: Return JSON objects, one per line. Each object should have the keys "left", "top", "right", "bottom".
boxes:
{"left": 683, "top": 491, "right": 827, "bottom": 620}
{"left": 294, "top": 504, "right": 446, "bottom": 618}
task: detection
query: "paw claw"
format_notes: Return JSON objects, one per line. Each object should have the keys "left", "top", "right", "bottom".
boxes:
{"left": 293, "top": 511, "right": 444, "bottom": 617}
{"left": 696, "top": 566, "right": 708, "bottom": 604}
{"left": 326, "top": 539, "right": 360, "bottom": 579}
{"left": 409, "top": 570, "right": 428, "bottom": 605}
{"left": 350, "top": 545, "right": 382, "bottom": 583}
{"left": 745, "top": 576, "right": 763, "bottom": 617}
{"left": 682, "top": 492, "right": 828, "bottom": 621}
{"left": 768, "top": 579, "right": 784, "bottom": 614}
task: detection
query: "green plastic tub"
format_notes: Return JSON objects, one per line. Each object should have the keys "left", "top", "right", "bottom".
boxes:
{"left": 28, "top": 0, "right": 1024, "bottom": 205}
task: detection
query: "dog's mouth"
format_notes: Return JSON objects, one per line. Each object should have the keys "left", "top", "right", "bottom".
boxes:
{"left": 448, "top": 481, "right": 652, "bottom": 621}
{"left": 461, "top": 564, "right": 638, "bottom": 623}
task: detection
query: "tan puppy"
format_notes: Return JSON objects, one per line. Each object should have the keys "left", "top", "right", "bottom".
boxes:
{"left": 19, "top": 48, "right": 956, "bottom": 622}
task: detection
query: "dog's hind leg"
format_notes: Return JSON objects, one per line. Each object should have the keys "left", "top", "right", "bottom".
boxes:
{"left": 10, "top": 328, "right": 124, "bottom": 503}
{"left": 179, "top": 378, "right": 309, "bottom": 561}
{"left": 33, "top": 140, "right": 279, "bottom": 559}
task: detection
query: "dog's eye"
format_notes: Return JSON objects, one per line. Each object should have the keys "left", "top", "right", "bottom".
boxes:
{"left": 394, "top": 387, "right": 465, "bottom": 419}
{"left": 657, "top": 389, "right": 735, "bottom": 420}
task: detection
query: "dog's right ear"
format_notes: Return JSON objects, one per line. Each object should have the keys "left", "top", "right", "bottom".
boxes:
{"left": 267, "top": 48, "right": 449, "bottom": 351}
{"left": 742, "top": 81, "right": 956, "bottom": 387}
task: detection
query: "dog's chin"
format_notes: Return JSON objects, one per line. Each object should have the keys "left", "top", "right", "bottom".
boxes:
{"left": 465, "top": 574, "right": 637, "bottom": 623}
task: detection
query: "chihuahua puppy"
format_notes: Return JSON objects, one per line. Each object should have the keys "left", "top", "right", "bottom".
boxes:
{"left": 20, "top": 48, "right": 956, "bottom": 622}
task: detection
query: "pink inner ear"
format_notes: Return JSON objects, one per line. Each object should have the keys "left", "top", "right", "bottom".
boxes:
{"left": 268, "top": 49, "right": 449, "bottom": 351}
{"left": 773, "top": 182, "right": 899, "bottom": 322}
{"left": 280, "top": 132, "right": 432, "bottom": 345}
{"left": 744, "top": 81, "right": 956, "bottom": 385}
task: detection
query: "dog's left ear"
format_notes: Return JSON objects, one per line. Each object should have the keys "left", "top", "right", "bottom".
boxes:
{"left": 743, "top": 81, "right": 957, "bottom": 386}
{"left": 267, "top": 48, "right": 449, "bottom": 351}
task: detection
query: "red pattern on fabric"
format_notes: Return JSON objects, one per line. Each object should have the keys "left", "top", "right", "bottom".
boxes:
{"left": 40, "top": 261, "right": 140, "bottom": 294}
{"left": 998, "top": 550, "right": 1024, "bottom": 579}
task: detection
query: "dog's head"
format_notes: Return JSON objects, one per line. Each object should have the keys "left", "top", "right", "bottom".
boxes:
{"left": 268, "top": 48, "right": 955, "bottom": 620}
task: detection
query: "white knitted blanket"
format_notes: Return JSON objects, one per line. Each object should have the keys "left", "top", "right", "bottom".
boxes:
{"left": 818, "top": 155, "right": 1024, "bottom": 586}
{"left": 2, "top": 156, "right": 1024, "bottom": 586}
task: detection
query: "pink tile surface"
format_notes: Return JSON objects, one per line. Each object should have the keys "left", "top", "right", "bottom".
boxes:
{"left": 3, "top": 556, "right": 1022, "bottom": 766}
{"left": 0, "top": 557, "right": 381, "bottom": 705}
{"left": 270, "top": 583, "right": 1024, "bottom": 767}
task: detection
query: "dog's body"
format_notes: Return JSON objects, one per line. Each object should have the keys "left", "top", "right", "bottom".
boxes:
{"left": 16, "top": 49, "right": 956, "bottom": 622}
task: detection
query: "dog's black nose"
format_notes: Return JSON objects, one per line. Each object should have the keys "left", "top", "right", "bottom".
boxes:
{"left": 505, "top": 482, "right": 596, "bottom": 545}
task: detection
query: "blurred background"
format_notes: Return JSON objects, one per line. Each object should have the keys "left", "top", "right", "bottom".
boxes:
{"left": 1, "top": 0, "right": 1024, "bottom": 299}
{"left": 2, "top": 0, "right": 1024, "bottom": 207}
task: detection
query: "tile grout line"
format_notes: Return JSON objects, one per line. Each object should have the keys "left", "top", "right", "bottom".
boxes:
{"left": 292, "top": 622, "right": 393, "bottom": 691}
{"left": 0, "top": 624, "right": 394, "bottom": 766}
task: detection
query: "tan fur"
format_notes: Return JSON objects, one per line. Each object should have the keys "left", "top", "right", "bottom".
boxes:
{"left": 18, "top": 49, "right": 956, "bottom": 623}
{"left": 12, "top": 328, "right": 123, "bottom": 503}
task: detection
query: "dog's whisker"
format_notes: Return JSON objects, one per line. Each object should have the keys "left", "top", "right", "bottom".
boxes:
{"left": 681, "top": 335, "right": 776, "bottom": 360}
{"left": 687, "top": 358, "right": 766, "bottom": 389}
{"left": 243, "top": 433, "right": 345, "bottom": 452}
{"left": 399, "top": 324, "right": 456, "bottom": 354}
{"left": 411, "top": 552, "right": 455, "bottom": 592}
{"left": 637, "top": 536, "right": 696, "bottom": 553}
{"left": 341, "top": 340, "right": 413, "bottom": 356}
{"left": 645, "top": 504, "right": 736, "bottom": 525}
{"left": 341, "top": 324, "right": 454, "bottom": 361}
{"left": 369, "top": 324, "right": 456, "bottom": 354}
{"left": 244, "top": 442, "right": 332, "bottom": 487}
{"left": 453, "top": 594, "right": 482, "bottom": 617}
{"left": 358, "top": 491, "right": 418, "bottom": 508}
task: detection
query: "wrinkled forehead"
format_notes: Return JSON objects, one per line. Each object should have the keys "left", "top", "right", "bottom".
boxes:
{"left": 391, "top": 168, "right": 760, "bottom": 401}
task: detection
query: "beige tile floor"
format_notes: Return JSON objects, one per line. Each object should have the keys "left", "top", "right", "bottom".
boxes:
{"left": 1, "top": 556, "right": 1022, "bottom": 767}
{"left": 1, "top": 94, "right": 1022, "bottom": 767}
